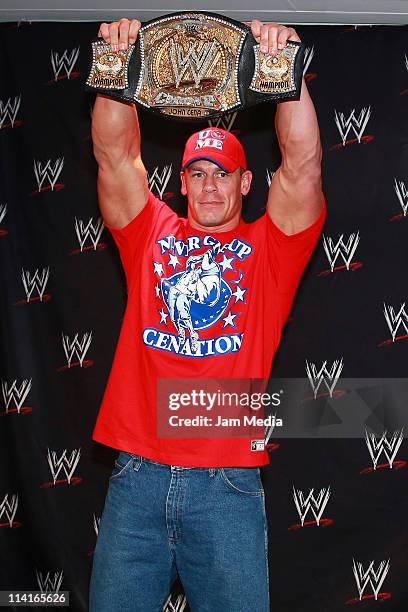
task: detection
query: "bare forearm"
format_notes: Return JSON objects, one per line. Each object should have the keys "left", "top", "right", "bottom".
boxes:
{"left": 275, "top": 78, "right": 322, "bottom": 176}
{"left": 91, "top": 94, "right": 141, "bottom": 165}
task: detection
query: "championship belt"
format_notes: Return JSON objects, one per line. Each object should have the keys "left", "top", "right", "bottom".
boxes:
{"left": 85, "top": 11, "right": 305, "bottom": 121}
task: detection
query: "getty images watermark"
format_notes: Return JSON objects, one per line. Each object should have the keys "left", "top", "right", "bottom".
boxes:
{"left": 157, "top": 378, "right": 284, "bottom": 438}
{"left": 157, "top": 378, "right": 408, "bottom": 440}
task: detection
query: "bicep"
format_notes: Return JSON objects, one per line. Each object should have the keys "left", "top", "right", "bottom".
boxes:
{"left": 262, "top": 188, "right": 326, "bottom": 326}
{"left": 97, "top": 154, "right": 149, "bottom": 229}
{"left": 267, "top": 165, "right": 323, "bottom": 235}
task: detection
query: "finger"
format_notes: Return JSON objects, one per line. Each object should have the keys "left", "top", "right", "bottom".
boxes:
{"left": 251, "top": 19, "right": 262, "bottom": 42}
{"left": 277, "top": 26, "right": 288, "bottom": 50}
{"left": 129, "top": 19, "right": 141, "bottom": 44}
{"left": 286, "top": 27, "right": 301, "bottom": 43}
{"left": 118, "top": 18, "right": 130, "bottom": 49}
{"left": 98, "top": 22, "right": 110, "bottom": 42}
{"left": 260, "top": 25, "right": 269, "bottom": 54}
{"left": 108, "top": 22, "right": 119, "bottom": 50}
{"left": 267, "top": 27, "right": 279, "bottom": 56}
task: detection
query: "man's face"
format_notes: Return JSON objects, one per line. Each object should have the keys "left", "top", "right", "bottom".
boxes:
{"left": 180, "top": 160, "right": 252, "bottom": 230}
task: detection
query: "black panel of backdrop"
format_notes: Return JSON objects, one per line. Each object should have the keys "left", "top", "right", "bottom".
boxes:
{"left": 1, "top": 20, "right": 408, "bottom": 612}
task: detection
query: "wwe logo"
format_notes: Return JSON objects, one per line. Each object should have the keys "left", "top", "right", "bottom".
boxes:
{"left": 36, "top": 570, "right": 64, "bottom": 593}
{"left": 93, "top": 513, "right": 101, "bottom": 536}
{"left": 264, "top": 413, "right": 278, "bottom": 446}
{"left": 302, "top": 45, "right": 315, "bottom": 76}
{"left": 164, "top": 593, "right": 188, "bottom": 612}
{"left": 0, "top": 493, "right": 19, "bottom": 527}
{"left": 208, "top": 112, "right": 238, "bottom": 132}
{"left": 62, "top": 331, "right": 92, "bottom": 367}
{"left": 365, "top": 428, "right": 404, "bottom": 470}
{"left": 334, "top": 107, "right": 371, "bottom": 146}
{"left": 21, "top": 267, "right": 49, "bottom": 302}
{"left": 47, "top": 448, "right": 81, "bottom": 485}
{"left": 383, "top": 302, "right": 408, "bottom": 342}
{"left": 75, "top": 217, "right": 104, "bottom": 251}
{"left": 322, "top": 231, "right": 360, "bottom": 272}
{"left": 169, "top": 40, "right": 218, "bottom": 88}
{"left": 2, "top": 378, "right": 32, "bottom": 414}
{"left": 0, "top": 203, "right": 7, "bottom": 224}
{"left": 0, "top": 94, "right": 21, "bottom": 129}
{"left": 293, "top": 486, "right": 330, "bottom": 527}
{"left": 352, "top": 558, "right": 390, "bottom": 601}
{"left": 148, "top": 165, "right": 173, "bottom": 200}
{"left": 50, "top": 47, "right": 80, "bottom": 80}
{"left": 17, "top": 19, "right": 32, "bottom": 27}
{"left": 265, "top": 168, "right": 276, "bottom": 188}
{"left": 306, "top": 358, "right": 343, "bottom": 399}
{"left": 394, "top": 178, "right": 408, "bottom": 215}
{"left": 34, "top": 157, "right": 64, "bottom": 191}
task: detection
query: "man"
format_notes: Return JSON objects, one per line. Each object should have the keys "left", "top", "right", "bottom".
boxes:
{"left": 89, "top": 17, "right": 326, "bottom": 612}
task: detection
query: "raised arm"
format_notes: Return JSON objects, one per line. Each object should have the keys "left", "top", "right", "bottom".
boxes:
{"left": 251, "top": 21, "right": 323, "bottom": 236}
{"left": 91, "top": 18, "right": 149, "bottom": 229}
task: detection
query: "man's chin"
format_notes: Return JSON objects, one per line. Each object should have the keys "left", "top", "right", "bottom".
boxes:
{"left": 197, "top": 217, "right": 224, "bottom": 228}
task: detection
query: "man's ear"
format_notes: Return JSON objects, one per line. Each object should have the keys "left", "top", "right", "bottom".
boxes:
{"left": 240, "top": 170, "right": 253, "bottom": 196}
{"left": 180, "top": 171, "right": 187, "bottom": 196}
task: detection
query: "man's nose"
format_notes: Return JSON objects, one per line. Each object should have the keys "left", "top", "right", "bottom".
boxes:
{"left": 203, "top": 176, "right": 217, "bottom": 192}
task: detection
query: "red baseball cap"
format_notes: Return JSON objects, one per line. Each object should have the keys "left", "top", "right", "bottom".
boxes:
{"left": 181, "top": 128, "right": 247, "bottom": 173}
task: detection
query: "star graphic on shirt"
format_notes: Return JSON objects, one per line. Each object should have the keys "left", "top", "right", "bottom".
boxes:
{"left": 232, "top": 285, "right": 247, "bottom": 303}
{"left": 222, "top": 310, "right": 239, "bottom": 329}
{"left": 159, "top": 307, "right": 169, "bottom": 324}
{"left": 219, "top": 254, "right": 235, "bottom": 272}
{"left": 168, "top": 253, "right": 181, "bottom": 271}
{"left": 153, "top": 261, "right": 164, "bottom": 277}
{"left": 155, "top": 283, "right": 161, "bottom": 298}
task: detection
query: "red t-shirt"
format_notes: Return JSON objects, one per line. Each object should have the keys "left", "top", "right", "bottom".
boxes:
{"left": 92, "top": 191, "right": 326, "bottom": 467}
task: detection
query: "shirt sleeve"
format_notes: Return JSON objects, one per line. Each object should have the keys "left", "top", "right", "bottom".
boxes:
{"left": 103, "top": 190, "right": 164, "bottom": 286}
{"left": 265, "top": 192, "right": 327, "bottom": 327}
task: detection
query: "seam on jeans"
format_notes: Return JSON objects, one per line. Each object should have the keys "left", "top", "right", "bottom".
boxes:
{"left": 166, "top": 473, "right": 177, "bottom": 548}
{"left": 116, "top": 451, "right": 133, "bottom": 467}
{"left": 133, "top": 455, "right": 142, "bottom": 471}
{"left": 260, "top": 494, "right": 270, "bottom": 589}
{"left": 175, "top": 472, "right": 187, "bottom": 542}
{"left": 220, "top": 467, "right": 265, "bottom": 496}
{"left": 109, "top": 456, "right": 134, "bottom": 481}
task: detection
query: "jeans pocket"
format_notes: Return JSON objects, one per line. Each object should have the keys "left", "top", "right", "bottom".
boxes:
{"left": 220, "top": 467, "right": 264, "bottom": 496}
{"left": 109, "top": 452, "right": 135, "bottom": 481}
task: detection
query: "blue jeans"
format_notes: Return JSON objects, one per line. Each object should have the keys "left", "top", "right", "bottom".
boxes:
{"left": 89, "top": 452, "right": 270, "bottom": 612}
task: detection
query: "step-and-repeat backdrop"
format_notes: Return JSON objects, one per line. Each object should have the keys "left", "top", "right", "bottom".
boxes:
{"left": 0, "top": 20, "right": 407, "bottom": 611}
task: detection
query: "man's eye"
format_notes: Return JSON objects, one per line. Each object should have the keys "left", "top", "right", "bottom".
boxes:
{"left": 217, "top": 172, "right": 227, "bottom": 178}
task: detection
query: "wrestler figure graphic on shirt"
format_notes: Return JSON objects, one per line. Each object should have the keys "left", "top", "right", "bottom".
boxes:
{"left": 168, "top": 248, "right": 221, "bottom": 352}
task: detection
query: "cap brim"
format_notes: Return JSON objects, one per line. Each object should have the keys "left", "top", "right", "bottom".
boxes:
{"left": 182, "top": 155, "right": 237, "bottom": 173}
